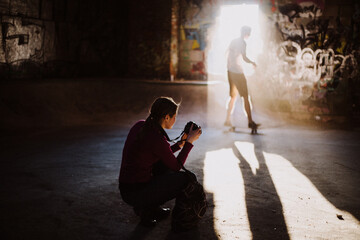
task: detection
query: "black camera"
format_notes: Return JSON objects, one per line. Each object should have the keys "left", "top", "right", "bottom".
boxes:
{"left": 184, "top": 121, "right": 200, "bottom": 134}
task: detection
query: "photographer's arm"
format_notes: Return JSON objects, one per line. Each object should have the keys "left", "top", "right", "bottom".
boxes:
{"left": 170, "top": 134, "right": 187, "bottom": 152}
{"left": 155, "top": 124, "right": 202, "bottom": 171}
{"left": 156, "top": 140, "right": 193, "bottom": 171}
{"left": 170, "top": 143, "right": 181, "bottom": 152}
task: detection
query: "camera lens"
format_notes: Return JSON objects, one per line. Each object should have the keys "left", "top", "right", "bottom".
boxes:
{"left": 184, "top": 121, "right": 199, "bottom": 134}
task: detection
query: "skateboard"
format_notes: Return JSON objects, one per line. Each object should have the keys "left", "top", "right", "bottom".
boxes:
{"left": 228, "top": 123, "right": 260, "bottom": 134}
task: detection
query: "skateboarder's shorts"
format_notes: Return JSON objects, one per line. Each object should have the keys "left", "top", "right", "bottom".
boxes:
{"left": 227, "top": 71, "right": 248, "bottom": 98}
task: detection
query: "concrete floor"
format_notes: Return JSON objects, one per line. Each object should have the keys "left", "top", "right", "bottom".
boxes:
{"left": 1, "top": 79, "right": 360, "bottom": 239}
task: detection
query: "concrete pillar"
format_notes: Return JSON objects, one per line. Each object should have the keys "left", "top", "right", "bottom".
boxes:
{"left": 170, "top": 0, "right": 179, "bottom": 81}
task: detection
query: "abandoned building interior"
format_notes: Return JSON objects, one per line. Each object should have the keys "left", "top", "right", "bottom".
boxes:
{"left": 1, "top": 0, "right": 359, "bottom": 239}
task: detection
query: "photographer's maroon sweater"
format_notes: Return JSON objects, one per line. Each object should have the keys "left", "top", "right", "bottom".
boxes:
{"left": 119, "top": 120, "right": 193, "bottom": 183}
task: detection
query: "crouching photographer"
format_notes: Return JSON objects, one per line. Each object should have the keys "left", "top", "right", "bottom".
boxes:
{"left": 118, "top": 97, "right": 205, "bottom": 231}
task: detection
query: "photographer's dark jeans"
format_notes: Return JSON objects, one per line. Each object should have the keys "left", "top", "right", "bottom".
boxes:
{"left": 119, "top": 171, "right": 189, "bottom": 218}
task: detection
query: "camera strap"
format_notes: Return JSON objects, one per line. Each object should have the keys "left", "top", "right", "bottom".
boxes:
{"left": 155, "top": 122, "right": 184, "bottom": 143}
{"left": 171, "top": 132, "right": 185, "bottom": 142}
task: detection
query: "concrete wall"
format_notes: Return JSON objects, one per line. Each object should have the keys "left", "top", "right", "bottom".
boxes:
{"left": 178, "top": 0, "right": 217, "bottom": 80}
{"left": 252, "top": 0, "right": 360, "bottom": 118}
{"left": 127, "top": 0, "right": 171, "bottom": 80}
{"left": 0, "top": 0, "right": 130, "bottom": 79}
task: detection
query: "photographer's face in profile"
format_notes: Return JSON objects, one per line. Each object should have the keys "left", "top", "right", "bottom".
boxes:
{"left": 161, "top": 113, "right": 177, "bottom": 129}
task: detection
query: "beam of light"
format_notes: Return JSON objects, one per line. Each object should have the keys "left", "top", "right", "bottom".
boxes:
{"left": 203, "top": 142, "right": 360, "bottom": 239}
{"left": 234, "top": 141, "right": 259, "bottom": 175}
{"left": 206, "top": 4, "right": 263, "bottom": 76}
{"left": 263, "top": 151, "right": 360, "bottom": 239}
{"left": 203, "top": 148, "right": 252, "bottom": 239}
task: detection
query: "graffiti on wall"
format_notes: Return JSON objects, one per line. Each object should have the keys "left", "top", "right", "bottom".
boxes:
{"left": 137, "top": 40, "right": 170, "bottom": 74}
{"left": 0, "top": 16, "right": 44, "bottom": 65}
{"left": 259, "top": 1, "right": 360, "bottom": 116}
{"left": 180, "top": 24, "right": 210, "bottom": 78}
{"left": 178, "top": 0, "right": 217, "bottom": 79}
{"left": 275, "top": 41, "right": 358, "bottom": 83}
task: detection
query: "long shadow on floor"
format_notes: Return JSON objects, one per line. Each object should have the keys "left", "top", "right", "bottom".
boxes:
{"left": 232, "top": 138, "right": 290, "bottom": 240}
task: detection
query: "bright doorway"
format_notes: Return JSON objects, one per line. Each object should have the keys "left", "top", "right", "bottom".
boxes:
{"left": 207, "top": 4, "right": 262, "bottom": 77}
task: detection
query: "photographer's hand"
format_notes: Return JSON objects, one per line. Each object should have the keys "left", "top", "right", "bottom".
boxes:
{"left": 186, "top": 124, "right": 202, "bottom": 144}
{"left": 177, "top": 133, "right": 187, "bottom": 148}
